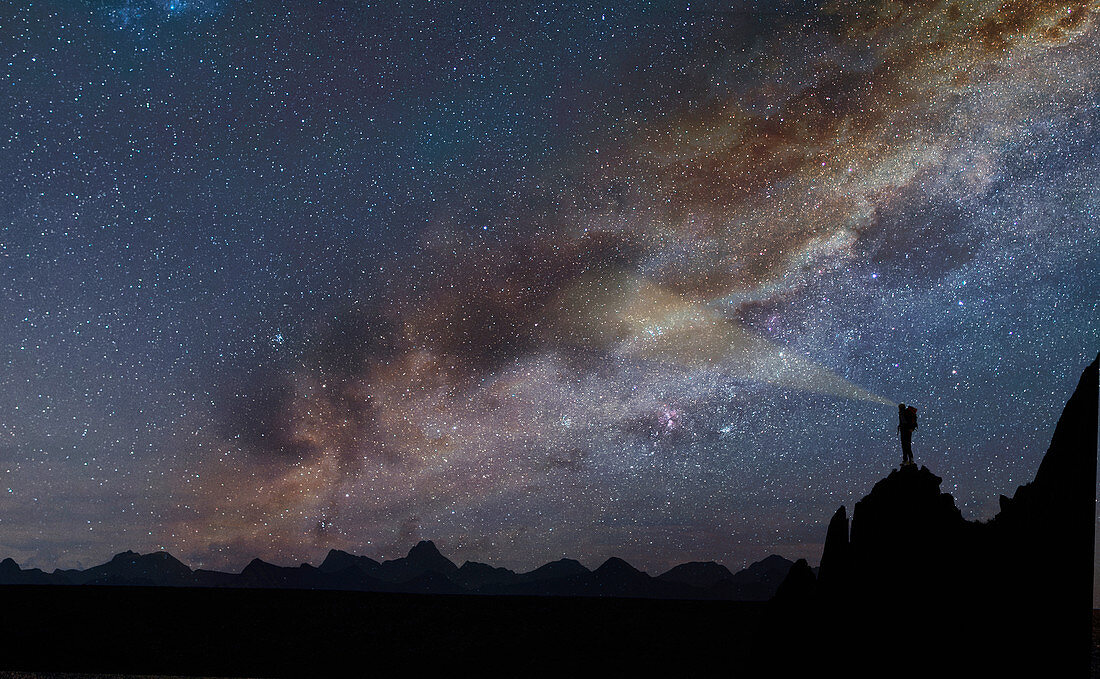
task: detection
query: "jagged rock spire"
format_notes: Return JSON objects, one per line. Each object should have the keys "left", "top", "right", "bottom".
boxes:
{"left": 816, "top": 506, "right": 848, "bottom": 594}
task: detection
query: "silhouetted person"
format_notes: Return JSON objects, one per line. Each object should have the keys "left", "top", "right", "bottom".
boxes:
{"left": 898, "top": 403, "right": 917, "bottom": 466}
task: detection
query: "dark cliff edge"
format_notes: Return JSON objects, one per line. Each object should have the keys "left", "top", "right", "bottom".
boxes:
{"left": 762, "top": 353, "right": 1099, "bottom": 678}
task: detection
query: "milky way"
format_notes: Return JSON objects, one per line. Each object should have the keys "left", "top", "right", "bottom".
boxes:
{"left": 1, "top": 1, "right": 1097, "bottom": 588}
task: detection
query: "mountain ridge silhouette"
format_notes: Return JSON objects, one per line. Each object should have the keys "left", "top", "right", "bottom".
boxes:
{"left": 0, "top": 537, "right": 795, "bottom": 601}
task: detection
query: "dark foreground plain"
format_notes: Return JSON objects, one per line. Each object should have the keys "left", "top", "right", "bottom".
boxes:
{"left": 0, "top": 585, "right": 1094, "bottom": 677}
{"left": 0, "top": 585, "right": 764, "bottom": 676}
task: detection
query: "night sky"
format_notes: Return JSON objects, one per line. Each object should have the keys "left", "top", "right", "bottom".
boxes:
{"left": 2, "top": 0, "right": 1098, "bottom": 588}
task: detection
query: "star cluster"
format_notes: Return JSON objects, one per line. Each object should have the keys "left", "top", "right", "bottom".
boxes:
{"left": 0, "top": 0, "right": 1097, "bottom": 584}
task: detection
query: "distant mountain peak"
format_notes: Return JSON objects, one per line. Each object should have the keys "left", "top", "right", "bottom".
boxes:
{"left": 404, "top": 540, "right": 457, "bottom": 572}
{"left": 318, "top": 548, "right": 379, "bottom": 574}
{"left": 407, "top": 540, "right": 442, "bottom": 558}
{"left": 657, "top": 561, "right": 735, "bottom": 588}
{"left": 756, "top": 554, "right": 793, "bottom": 567}
{"left": 366, "top": 539, "right": 459, "bottom": 583}
{"left": 516, "top": 558, "right": 590, "bottom": 584}
{"left": 595, "top": 557, "right": 642, "bottom": 575}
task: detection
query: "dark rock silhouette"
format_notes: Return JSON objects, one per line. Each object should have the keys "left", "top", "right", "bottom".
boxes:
{"left": 767, "top": 353, "right": 1098, "bottom": 677}
{"left": 815, "top": 505, "right": 848, "bottom": 597}
{"left": 845, "top": 464, "right": 973, "bottom": 607}
{"left": 982, "top": 352, "right": 1098, "bottom": 677}
{"left": 771, "top": 558, "right": 815, "bottom": 603}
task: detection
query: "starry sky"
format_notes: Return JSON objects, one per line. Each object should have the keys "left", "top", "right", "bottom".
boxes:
{"left": 1, "top": 0, "right": 1098, "bottom": 586}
